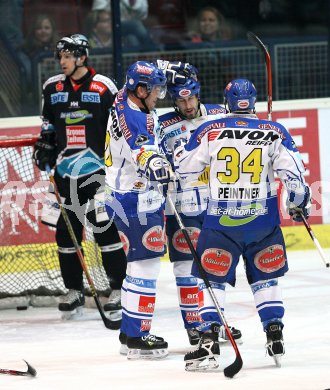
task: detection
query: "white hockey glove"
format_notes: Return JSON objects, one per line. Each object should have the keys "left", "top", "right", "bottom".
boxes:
{"left": 172, "top": 138, "right": 187, "bottom": 162}
{"left": 156, "top": 60, "right": 197, "bottom": 84}
{"left": 146, "top": 154, "right": 172, "bottom": 186}
{"left": 286, "top": 185, "right": 311, "bottom": 222}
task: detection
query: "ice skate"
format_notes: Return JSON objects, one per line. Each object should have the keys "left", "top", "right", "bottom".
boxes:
{"left": 119, "top": 332, "right": 165, "bottom": 355}
{"left": 184, "top": 324, "right": 220, "bottom": 371}
{"left": 58, "top": 289, "right": 85, "bottom": 320}
{"left": 104, "top": 289, "right": 122, "bottom": 329}
{"left": 265, "top": 322, "right": 285, "bottom": 367}
{"left": 219, "top": 325, "right": 243, "bottom": 344}
{"left": 186, "top": 328, "right": 201, "bottom": 345}
{"left": 126, "top": 334, "right": 168, "bottom": 360}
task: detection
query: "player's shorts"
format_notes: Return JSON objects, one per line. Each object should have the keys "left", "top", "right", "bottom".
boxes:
{"left": 192, "top": 225, "right": 288, "bottom": 286}
{"left": 110, "top": 208, "right": 166, "bottom": 262}
{"left": 165, "top": 215, "right": 203, "bottom": 262}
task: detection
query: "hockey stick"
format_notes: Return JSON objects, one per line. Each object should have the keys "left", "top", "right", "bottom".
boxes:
{"left": 300, "top": 213, "right": 330, "bottom": 267}
{"left": 247, "top": 31, "right": 273, "bottom": 120}
{"left": 247, "top": 32, "right": 330, "bottom": 268}
{"left": 166, "top": 190, "right": 243, "bottom": 378}
{"left": 0, "top": 360, "right": 37, "bottom": 377}
{"left": 45, "top": 164, "right": 119, "bottom": 330}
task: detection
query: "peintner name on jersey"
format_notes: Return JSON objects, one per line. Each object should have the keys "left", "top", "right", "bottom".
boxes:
{"left": 219, "top": 187, "right": 260, "bottom": 199}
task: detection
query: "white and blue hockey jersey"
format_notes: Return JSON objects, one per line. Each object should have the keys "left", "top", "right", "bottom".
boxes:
{"left": 104, "top": 88, "right": 165, "bottom": 216}
{"left": 175, "top": 113, "right": 308, "bottom": 230}
{"left": 159, "top": 103, "right": 226, "bottom": 216}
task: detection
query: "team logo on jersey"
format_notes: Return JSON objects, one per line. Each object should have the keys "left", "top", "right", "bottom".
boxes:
{"left": 235, "top": 120, "right": 249, "bottom": 126}
{"left": 138, "top": 295, "right": 156, "bottom": 313}
{"left": 56, "top": 81, "right": 64, "bottom": 92}
{"left": 66, "top": 125, "right": 86, "bottom": 148}
{"left": 237, "top": 100, "right": 249, "bottom": 109}
{"left": 70, "top": 101, "right": 79, "bottom": 108}
{"left": 142, "top": 226, "right": 165, "bottom": 252}
{"left": 89, "top": 81, "right": 106, "bottom": 95}
{"left": 118, "top": 231, "right": 129, "bottom": 255}
{"left": 81, "top": 92, "right": 100, "bottom": 103}
{"left": 172, "top": 227, "right": 200, "bottom": 254}
{"left": 218, "top": 203, "right": 268, "bottom": 226}
{"left": 254, "top": 245, "right": 285, "bottom": 273}
{"left": 51, "top": 92, "right": 68, "bottom": 104}
{"left": 135, "top": 134, "right": 149, "bottom": 146}
{"left": 201, "top": 248, "right": 232, "bottom": 277}
{"left": 180, "top": 287, "right": 198, "bottom": 305}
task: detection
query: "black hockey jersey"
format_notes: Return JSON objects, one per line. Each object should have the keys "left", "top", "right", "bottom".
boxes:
{"left": 42, "top": 67, "right": 118, "bottom": 178}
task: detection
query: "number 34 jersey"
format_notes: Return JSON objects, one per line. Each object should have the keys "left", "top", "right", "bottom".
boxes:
{"left": 175, "top": 113, "right": 308, "bottom": 231}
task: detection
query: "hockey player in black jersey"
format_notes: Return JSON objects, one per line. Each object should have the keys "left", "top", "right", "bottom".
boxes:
{"left": 32, "top": 34, "right": 127, "bottom": 326}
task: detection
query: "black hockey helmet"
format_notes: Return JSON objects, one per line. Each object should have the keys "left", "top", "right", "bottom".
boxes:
{"left": 55, "top": 34, "right": 89, "bottom": 60}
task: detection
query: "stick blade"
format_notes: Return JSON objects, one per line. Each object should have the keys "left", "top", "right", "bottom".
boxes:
{"left": 246, "top": 31, "right": 267, "bottom": 52}
{"left": 223, "top": 355, "right": 243, "bottom": 378}
{"left": 23, "top": 360, "right": 37, "bottom": 377}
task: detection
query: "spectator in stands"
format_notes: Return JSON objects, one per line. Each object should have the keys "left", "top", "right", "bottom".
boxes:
{"left": 184, "top": 6, "right": 234, "bottom": 104}
{"left": 187, "top": 6, "right": 232, "bottom": 44}
{"left": 85, "top": 9, "right": 112, "bottom": 49}
{"left": 23, "top": 14, "right": 59, "bottom": 59}
{"left": 91, "top": 0, "right": 156, "bottom": 51}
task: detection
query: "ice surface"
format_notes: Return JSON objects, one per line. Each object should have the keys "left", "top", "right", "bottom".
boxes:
{"left": 1, "top": 249, "right": 330, "bottom": 390}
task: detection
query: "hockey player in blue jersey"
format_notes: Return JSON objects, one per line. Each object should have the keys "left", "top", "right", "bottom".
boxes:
{"left": 158, "top": 68, "right": 242, "bottom": 346}
{"left": 174, "top": 79, "right": 311, "bottom": 371}
{"left": 104, "top": 61, "right": 172, "bottom": 360}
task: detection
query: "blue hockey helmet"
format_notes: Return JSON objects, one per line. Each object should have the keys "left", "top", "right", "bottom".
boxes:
{"left": 126, "top": 61, "right": 167, "bottom": 99}
{"left": 167, "top": 76, "right": 201, "bottom": 100}
{"left": 224, "top": 79, "right": 257, "bottom": 112}
{"left": 55, "top": 34, "right": 89, "bottom": 59}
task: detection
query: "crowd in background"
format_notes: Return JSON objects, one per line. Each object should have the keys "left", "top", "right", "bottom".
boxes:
{"left": 0, "top": 0, "right": 327, "bottom": 116}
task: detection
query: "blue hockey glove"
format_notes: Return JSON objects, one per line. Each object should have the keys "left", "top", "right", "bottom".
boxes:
{"left": 32, "top": 122, "right": 57, "bottom": 171}
{"left": 286, "top": 185, "right": 311, "bottom": 222}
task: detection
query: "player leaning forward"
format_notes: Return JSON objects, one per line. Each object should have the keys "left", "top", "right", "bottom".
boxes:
{"left": 104, "top": 61, "right": 172, "bottom": 359}
{"left": 174, "top": 79, "right": 311, "bottom": 370}
{"left": 32, "top": 34, "right": 127, "bottom": 323}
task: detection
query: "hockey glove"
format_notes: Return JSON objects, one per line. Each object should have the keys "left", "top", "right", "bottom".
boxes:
{"left": 172, "top": 138, "right": 187, "bottom": 162}
{"left": 286, "top": 185, "right": 311, "bottom": 222}
{"left": 156, "top": 60, "right": 197, "bottom": 85}
{"left": 32, "top": 122, "right": 57, "bottom": 171}
{"left": 146, "top": 154, "right": 172, "bottom": 188}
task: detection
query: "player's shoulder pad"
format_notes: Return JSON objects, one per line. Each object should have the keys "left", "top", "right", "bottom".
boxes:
{"left": 185, "top": 119, "right": 223, "bottom": 151}
{"left": 203, "top": 103, "right": 227, "bottom": 115}
{"left": 43, "top": 74, "right": 65, "bottom": 89}
{"left": 93, "top": 74, "right": 118, "bottom": 94}
{"left": 256, "top": 119, "right": 290, "bottom": 140}
{"left": 159, "top": 110, "right": 181, "bottom": 123}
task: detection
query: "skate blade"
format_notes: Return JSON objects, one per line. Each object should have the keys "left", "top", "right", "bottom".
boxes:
{"left": 273, "top": 355, "right": 282, "bottom": 367}
{"left": 61, "top": 306, "right": 84, "bottom": 320}
{"left": 119, "top": 344, "right": 128, "bottom": 355}
{"left": 219, "top": 336, "right": 243, "bottom": 345}
{"left": 185, "top": 356, "right": 219, "bottom": 372}
{"left": 127, "top": 348, "right": 168, "bottom": 360}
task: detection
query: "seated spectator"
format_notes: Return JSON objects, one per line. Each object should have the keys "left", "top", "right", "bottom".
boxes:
{"left": 187, "top": 6, "right": 232, "bottom": 44}
{"left": 85, "top": 9, "right": 112, "bottom": 49}
{"left": 23, "top": 14, "right": 58, "bottom": 59}
{"left": 91, "top": 0, "right": 157, "bottom": 51}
